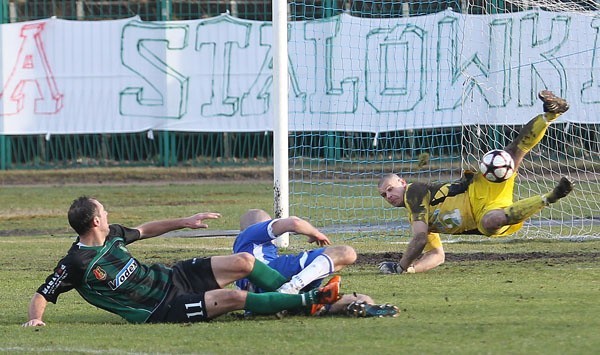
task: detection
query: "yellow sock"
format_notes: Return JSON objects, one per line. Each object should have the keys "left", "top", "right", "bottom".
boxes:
{"left": 503, "top": 195, "right": 547, "bottom": 225}
{"left": 544, "top": 112, "right": 560, "bottom": 123}
{"left": 516, "top": 114, "right": 553, "bottom": 153}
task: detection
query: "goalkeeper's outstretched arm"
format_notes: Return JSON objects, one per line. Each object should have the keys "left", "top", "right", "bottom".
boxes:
{"left": 399, "top": 221, "right": 429, "bottom": 271}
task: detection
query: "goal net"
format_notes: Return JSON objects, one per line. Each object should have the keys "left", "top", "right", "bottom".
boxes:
{"left": 285, "top": 0, "right": 600, "bottom": 241}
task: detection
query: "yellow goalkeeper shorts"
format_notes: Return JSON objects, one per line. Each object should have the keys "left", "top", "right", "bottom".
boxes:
{"left": 424, "top": 233, "right": 442, "bottom": 252}
{"left": 469, "top": 173, "right": 524, "bottom": 237}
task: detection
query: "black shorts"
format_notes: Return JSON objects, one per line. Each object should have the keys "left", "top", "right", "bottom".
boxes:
{"left": 148, "top": 257, "right": 220, "bottom": 323}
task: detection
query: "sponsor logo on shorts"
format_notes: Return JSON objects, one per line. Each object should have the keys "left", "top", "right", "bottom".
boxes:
{"left": 108, "top": 258, "right": 138, "bottom": 290}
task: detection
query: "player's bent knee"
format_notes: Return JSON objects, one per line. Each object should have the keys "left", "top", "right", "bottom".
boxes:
{"left": 437, "top": 251, "right": 446, "bottom": 265}
{"left": 438, "top": 256, "right": 446, "bottom": 267}
{"left": 480, "top": 210, "right": 508, "bottom": 235}
{"left": 326, "top": 245, "right": 357, "bottom": 265}
{"left": 342, "top": 245, "right": 357, "bottom": 264}
{"left": 231, "top": 252, "right": 255, "bottom": 273}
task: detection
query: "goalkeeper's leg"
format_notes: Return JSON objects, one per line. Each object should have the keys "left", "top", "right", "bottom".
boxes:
{"left": 504, "top": 90, "right": 569, "bottom": 170}
{"left": 481, "top": 177, "right": 574, "bottom": 232}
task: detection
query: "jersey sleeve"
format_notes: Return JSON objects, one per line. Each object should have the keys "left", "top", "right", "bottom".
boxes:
{"left": 232, "top": 220, "right": 278, "bottom": 253}
{"left": 404, "top": 183, "right": 431, "bottom": 224}
{"left": 109, "top": 224, "right": 141, "bottom": 244}
{"left": 36, "top": 256, "right": 81, "bottom": 304}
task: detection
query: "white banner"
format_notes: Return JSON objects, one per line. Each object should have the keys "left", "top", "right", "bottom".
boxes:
{"left": 1, "top": 9, "right": 599, "bottom": 135}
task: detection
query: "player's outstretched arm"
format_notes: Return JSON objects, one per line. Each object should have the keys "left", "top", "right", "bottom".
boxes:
{"left": 137, "top": 212, "right": 222, "bottom": 239}
{"left": 22, "top": 293, "right": 48, "bottom": 327}
{"left": 271, "top": 217, "right": 331, "bottom": 246}
{"left": 399, "top": 221, "right": 429, "bottom": 270}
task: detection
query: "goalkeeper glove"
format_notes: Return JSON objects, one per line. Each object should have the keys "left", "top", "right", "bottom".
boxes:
{"left": 378, "top": 261, "right": 404, "bottom": 274}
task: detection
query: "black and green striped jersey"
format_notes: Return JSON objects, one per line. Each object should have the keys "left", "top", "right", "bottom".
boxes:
{"left": 37, "top": 224, "right": 172, "bottom": 324}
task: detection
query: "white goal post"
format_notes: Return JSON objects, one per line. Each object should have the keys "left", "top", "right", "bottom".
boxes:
{"left": 272, "top": 0, "right": 290, "bottom": 247}
{"left": 274, "top": 0, "right": 600, "bottom": 243}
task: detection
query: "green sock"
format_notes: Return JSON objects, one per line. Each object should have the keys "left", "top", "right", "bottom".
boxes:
{"left": 244, "top": 292, "right": 307, "bottom": 314}
{"left": 247, "top": 260, "right": 287, "bottom": 291}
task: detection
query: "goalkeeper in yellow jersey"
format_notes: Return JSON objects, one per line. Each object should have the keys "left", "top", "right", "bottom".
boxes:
{"left": 377, "top": 90, "right": 574, "bottom": 274}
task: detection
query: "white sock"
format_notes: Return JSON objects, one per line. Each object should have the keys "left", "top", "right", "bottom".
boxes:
{"left": 278, "top": 254, "right": 334, "bottom": 293}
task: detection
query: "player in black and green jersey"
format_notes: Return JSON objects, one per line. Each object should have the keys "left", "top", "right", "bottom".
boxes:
{"left": 23, "top": 196, "right": 342, "bottom": 326}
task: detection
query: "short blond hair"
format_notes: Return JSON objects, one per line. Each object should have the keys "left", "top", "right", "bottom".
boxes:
{"left": 239, "top": 209, "right": 272, "bottom": 231}
{"left": 378, "top": 173, "right": 401, "bottom": 189}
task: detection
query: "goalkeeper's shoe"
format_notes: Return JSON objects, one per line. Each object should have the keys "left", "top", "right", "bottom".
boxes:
{"left": 315, "top": 275, "right": 342, "bottom": 305}
{"left": 539, "top": 90, "right": 569, "bottom": 114}
{"left": 378, "top": 261, "right": 403, "bottom": 274}
{"left": 545, "top": 176, "right": 574, "bottom": 204}
{"left": 346, "top": 301, "right": 400, "bottom": 318}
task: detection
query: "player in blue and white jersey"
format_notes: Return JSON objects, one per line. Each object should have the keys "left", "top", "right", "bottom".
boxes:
{"left": 234, "top": 209, "right": 399, "bottom": 317}
{"left": 234, "top": 209, "right": 356, "bottom": 294}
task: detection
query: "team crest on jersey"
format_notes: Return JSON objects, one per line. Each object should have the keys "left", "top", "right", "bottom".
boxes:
{"left": 92, "top": 266, "right": 107, "bottom": 280}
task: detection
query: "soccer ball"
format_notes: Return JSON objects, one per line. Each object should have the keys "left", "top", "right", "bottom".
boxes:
{"left": 479, "top": 149, "right": 515, "bottom": 183}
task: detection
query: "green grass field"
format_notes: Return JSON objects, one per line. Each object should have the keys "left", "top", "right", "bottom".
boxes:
{"left": 1, "top": 180, "right": 599, "bottom": 354}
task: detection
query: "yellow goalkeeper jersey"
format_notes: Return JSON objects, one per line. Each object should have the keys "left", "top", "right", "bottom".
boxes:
{"left": 404, "top": 171, "right": 522, "bottom": 237}
{"left": 404, "top": 174, "right": 479, "bottom": 235}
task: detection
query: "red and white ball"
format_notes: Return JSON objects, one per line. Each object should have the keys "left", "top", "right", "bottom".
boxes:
{"left": 479, "top": 149, "right": 515, "bottom": 183}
